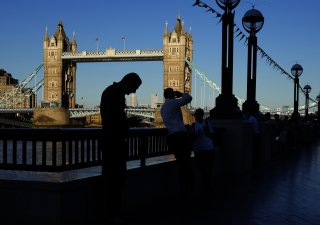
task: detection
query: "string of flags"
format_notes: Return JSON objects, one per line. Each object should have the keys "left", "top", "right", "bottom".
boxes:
{"left": 193, "top": 0, "right": 317, "bottom": 103}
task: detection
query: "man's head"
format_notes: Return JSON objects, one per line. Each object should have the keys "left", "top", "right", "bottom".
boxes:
{"left": 163, "top": 88, "right": 175, "bottom": 99}
{"left": 194, "top": 108, "right": 204, "bottom": 121}
{"left": 120, "top": 72, "right": 142, "bottom": 95}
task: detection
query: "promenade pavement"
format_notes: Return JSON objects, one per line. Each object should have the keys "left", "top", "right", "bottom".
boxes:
{"left": 1, "top": 138, "right": 320, "bottom": 225}
{"left": 122, "top": 139, "right": 320, "bottom": 225}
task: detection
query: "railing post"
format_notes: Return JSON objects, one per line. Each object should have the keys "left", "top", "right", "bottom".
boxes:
{"left": 3, "top": 140, "right": 7, "bottom": 164}
{"left": 52, "top": 141, "right": 57, "bottom": 167}
{"left": 42, "top": 141, "right": 47, "bottom": 166}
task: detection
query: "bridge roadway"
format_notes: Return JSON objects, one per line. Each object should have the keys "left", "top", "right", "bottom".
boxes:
{"left": 62, "top": 49, "right": 163, "bottom": 62}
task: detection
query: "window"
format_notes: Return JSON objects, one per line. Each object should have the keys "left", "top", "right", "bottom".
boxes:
{"left": 49, "top": 51, "right": 56, "bottom": 59}
{"left": 168, "top": 79, "right": 179, "bottom": 87}
{"left": 48, "top": 80, "right": 58, "bottom": 88}
{"left": 49, "top": 92, "right": 58, "bottom": 100}
{"left": 168, "top": 66, "right": 179, "bottom": 73}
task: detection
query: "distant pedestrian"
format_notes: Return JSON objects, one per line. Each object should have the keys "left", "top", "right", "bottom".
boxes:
{"left": 191, "top": 108, "right": 215, "bottom": 191}
{"left": 100, "top": 72, "right": 142, "bottom": 225}
{"left": 243, "top": 108, "right": 260, "bottom": 167}
{"left": 160, "top": 88, "right": 194, "bottom": 195}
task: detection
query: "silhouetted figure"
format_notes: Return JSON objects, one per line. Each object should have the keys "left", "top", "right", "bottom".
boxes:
{"left": 243, "top": 108, "right": 260, "bottom": 167}
{"left": 160, "top": 88, "right": 194, "bottom": 194}
{"left": 191, "top": 108, "right": 215, "bottom": 191}
{"left": 100, "top": 72, "right": 142, "bottom": 225}
{"left": 288, "top": 113, "right": 302, "bottom": 151}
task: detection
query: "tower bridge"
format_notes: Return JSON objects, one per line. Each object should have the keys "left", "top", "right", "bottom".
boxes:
{"left": 26, "top": 17, "right": 193, "bottom": 126}
{"left": 42, "top": 17, "right": 192, "bottom": 112}
{"left": 2, "top": 16, "right": 301, "bottom": 127}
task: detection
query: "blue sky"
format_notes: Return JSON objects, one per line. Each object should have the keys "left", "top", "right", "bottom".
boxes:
{"left": 1, "top": 0, "right": 320, "bottom": 111}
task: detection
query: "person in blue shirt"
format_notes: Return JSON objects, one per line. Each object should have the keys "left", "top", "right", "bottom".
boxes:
{"left": 160, "top": 87, "right": 193, "bottom": 194}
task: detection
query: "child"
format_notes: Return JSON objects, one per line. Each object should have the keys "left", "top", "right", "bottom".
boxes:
{"left": 191, "top": 108, "right": 215, "bottom": 191}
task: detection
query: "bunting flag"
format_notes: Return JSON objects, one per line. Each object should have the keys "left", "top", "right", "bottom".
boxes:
{"left": 233, "top": 24, "right": 294, "bottom": 81}
{"left": 193, "top": 0, "right": 222, "bottom": 18}
{"left": 194, "top": 0, "right": 316, "bottom": 103}
{"left": 234, "top": 24, "right": 317, "bottom": 102}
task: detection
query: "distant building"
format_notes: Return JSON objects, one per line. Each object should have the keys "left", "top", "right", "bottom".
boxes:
{"left": 86, "top": 113, "right": 101, "bottom": 125}
{"left": 130, "top": 93, "right": 138, "bottom": 107}
{"left": 282, "top": 105, "right": 290, "bottom": 115}
{"left": 151, "top": 93, "right": 158, "bottom": 108}
{"left": 0, "top": 68, "right": 35, "bottom": 108}
{"left": 140, "top": 104, "right": 149, "bottom": 108}
{"left": 0, "top": 68, "right": 18, "bottom": 94}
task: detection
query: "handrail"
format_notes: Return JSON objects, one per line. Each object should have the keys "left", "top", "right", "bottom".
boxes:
{"left": 0, "top": 128, "right": 170, "bottom": 172}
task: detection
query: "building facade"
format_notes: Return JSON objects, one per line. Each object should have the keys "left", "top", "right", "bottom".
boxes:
{"left": 0, "top": 69, "right": 35, "bottom": 108}
{"left": 163, "top": 16, "right": 193, "bottom": 95}
{"left": 151, "top": 93, "right": 158, "bottom": 108}
{"left": 43, "top": 21, "right": 77, "bottom": 108}
{"left": 0, "top": 69, "right": 18, "bottom": 95}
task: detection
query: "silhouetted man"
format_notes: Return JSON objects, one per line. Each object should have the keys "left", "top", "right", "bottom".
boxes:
{"left": 100, "top": 72, "right": 142, "bottom": 225}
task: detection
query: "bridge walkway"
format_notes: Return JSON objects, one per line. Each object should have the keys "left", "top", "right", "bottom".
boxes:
{"left": 1, "top": 139, "right": 320, "bottom": 225}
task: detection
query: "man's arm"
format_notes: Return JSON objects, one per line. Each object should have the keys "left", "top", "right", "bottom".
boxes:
{"left": 174, "top": 91, "right": 192, "bottom": 106}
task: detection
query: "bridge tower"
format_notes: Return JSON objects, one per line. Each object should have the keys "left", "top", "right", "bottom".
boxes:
{"left": 43, "top": 21, "right": 77, "bottom": 109}
{"left": 155, "top": 16, "right": 194, "bottom": 127}
{"left": 163, "top": 16, "right": 193, "bottom": 94}
{"left": 34, "top": 21, "right": 76, "bottom": 127}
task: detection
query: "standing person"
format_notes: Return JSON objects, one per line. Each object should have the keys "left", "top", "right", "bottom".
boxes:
{"left": 191, "top": 108, "right": 215, "bottom": 191}
{"left": 243, "top": 108, "right": 261, "bottom": 167}
{"left": 100, "top": 72, "right": 142, "bottom": 225}
{"left": 160, "top": 88, "right": 193, "bottom": 194}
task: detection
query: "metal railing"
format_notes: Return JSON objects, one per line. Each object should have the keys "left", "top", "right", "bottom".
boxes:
{"left": 0, "top": 128, "right": 170, "bottom": 172}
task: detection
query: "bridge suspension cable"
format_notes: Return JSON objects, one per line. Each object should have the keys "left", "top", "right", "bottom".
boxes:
{"left": 0, "top": 64, "right": 43, "bottom": 108}
{"left": 186, "top": 58, "right": 271, "bottom": 112}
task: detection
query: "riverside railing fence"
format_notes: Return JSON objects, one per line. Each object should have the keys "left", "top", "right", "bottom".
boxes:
{"left": 0, "top": 128, "right": 170, "bottom": 172}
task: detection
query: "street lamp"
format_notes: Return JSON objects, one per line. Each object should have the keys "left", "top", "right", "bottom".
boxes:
{"left": 210, "top": 0, "right": 241, "bottom": 119}
{"left": 316, "top": 93, "right": 320, "bottom": 121}
{"left": 241, "top": 7, "right": 264, "bottom": 115}
{"left": 122, "top": 36, "right": 126, "bottom": 50}
{"left": 303, "top": 84, "right": 311, "bottom": 118}
{"left": 291, "top": 64, "right": 303, "bottom": 118}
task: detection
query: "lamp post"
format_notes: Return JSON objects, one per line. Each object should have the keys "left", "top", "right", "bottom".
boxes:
{"left": 210, "top": 0, "right": 241, "bottom": 119}
{"left": 122, "top": 36, "right": 126, "bottom": 50}
{"left": 241, "top": 7, "right": 264, "bottom": 115}
{"left": 291, "top": 64, "right": 303, "bottom": 118}
{"left": 303, "top": 84, "right": 311, "bottom": 118}
{"left": 316, "top": 93, "right": 320, "bottom": 121}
